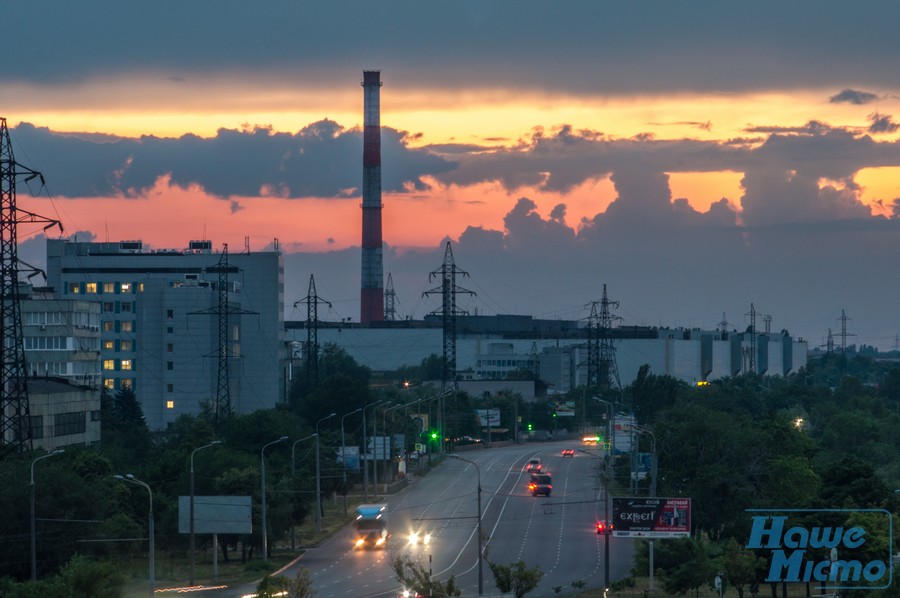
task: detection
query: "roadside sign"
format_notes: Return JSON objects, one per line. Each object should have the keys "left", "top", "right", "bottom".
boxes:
{"left": 612, "top": 497, "right": 691, "bottom": 538}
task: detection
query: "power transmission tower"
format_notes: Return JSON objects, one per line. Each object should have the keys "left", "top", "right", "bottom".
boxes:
{"left": 597, "top": 285, "right": 622, "bottom": 389}
{"left": 718, "top": 312, "right": 730, "bottom": 333}
{"left": 745, "top": 303, "right": 758, "bottom": 374}
{"left": 763, "top": 314, "right": 772, "bottom": 335}
{"left": 423, "top": 241, "right": 475, "bottom": 392}
{"left": 384, "top": 272, "right": 397, "bottom": 321}
{"left": 837, "top": 309, "right": 856, "bottom": 354}
{"left": 293, "top": 275, "right": 331, "bottom": 387}
{"left": 1, "top": 118, "right": 61, "bottom": 458}
{"left": 189, "top": 244, "right": 257, "bottom": 433}
{"left": 586, "top": 284, "right": 621, "bottom": 388}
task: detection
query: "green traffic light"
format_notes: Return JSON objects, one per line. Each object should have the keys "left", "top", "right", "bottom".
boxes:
{"left": 430, "top": 431, "right": 438, "bottom": 440}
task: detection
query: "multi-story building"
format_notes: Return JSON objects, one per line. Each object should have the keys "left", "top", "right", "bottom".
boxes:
{"left": 21, "top": 285, "right": 102, "bottom": 388}
{"left": 47, "top": 239, "right": 285, "bottom": 430}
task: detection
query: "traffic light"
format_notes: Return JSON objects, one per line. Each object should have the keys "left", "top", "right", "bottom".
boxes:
{"left": 430, "top": 431, "right": 438, "bottom": 440}
{"left": 527, "top": 423, "right": 533, "bottom": 431}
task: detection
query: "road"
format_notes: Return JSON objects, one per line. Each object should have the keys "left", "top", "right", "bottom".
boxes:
{"left": 230, "top": 440, "right": 635, "bottom": 597}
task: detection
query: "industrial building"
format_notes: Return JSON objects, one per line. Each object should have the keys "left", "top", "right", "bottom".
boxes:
{"left": 46, "top": 238, "right": 285, "bottom": 430}
{"left": 286, "top": 315, "right": 808, "bottom": 393}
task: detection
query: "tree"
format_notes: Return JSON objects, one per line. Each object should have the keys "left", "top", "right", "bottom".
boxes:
{"left": 720, "top": 539, "right": 766, "bottom": 598}
{"left": 488, "top": 560, "right": 544, "bottom": 598}
{"left": 392, "top": 555, "right": 461, "bottom": 597}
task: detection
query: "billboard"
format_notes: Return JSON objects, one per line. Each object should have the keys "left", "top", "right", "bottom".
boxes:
{"left": 476, "top": 408, "right": 501, "bottom": 427}
{"left": 612, "top": 497, "right": 691, "bottom": 538}
{"left": 178, "top": 495, "right": 252, "bottom": 535}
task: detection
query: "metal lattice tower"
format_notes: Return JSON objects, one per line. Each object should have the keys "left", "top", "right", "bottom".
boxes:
{"left": 423, "top": 242, "right": 475, "bottom": 392}
{"left": 837, "top": 309, "right": 856, "bottom": 354}
{"left": 586, "top": 301, "right": 601, "bottom": 386}
{"left": 384, "top": 272, "right": 397, "bottom": 321}
{"left": 597, "top": 284, "right": 622, "bottom": 389}
{"left": 718, "top": 312, "right": 730, "bottom": 333}
{"left": 1, "top": 118, "right": 59, "bottom": 457}
{"left": 190, "top": 244, "right": 257, "bottom": 432}
{"left": 293, "top": 275, "right": 331, "bottom": 387}
{"left": 745, "top": 303, "right": 758, "bottom": 374}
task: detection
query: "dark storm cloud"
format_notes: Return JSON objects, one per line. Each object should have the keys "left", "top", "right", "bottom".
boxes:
{"left": 5, "top": 1, "right": 900, "bottom": 95}
{"left": 830, "top": 89, "right": 880, "bottom": 105}
{"left": 11, "top": 121, "right": 453, "bottom": 199}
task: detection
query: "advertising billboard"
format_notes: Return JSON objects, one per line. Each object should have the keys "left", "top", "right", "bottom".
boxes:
{"left": 612, "top": 497, "right": 691, "bottom": 538}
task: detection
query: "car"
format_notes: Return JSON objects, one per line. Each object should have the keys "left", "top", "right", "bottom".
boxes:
{"left": 529, "top": 473, "right": 552, "bottom": 496}
{"left": 525, "top": 458, "right": 542, "bottom": 472}
{"left": 596, "top": 520, "right": 614, "bottom": 535}
{"left": 455, "top": 436, "right": 482, "bottom": 446}
{"left": 562, "top": 448, "right": 575, "bottom": 457}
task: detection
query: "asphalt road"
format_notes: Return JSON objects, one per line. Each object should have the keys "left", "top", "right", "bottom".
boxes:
{"left": 228, "top": 440, "right": 635, "bottom": 597}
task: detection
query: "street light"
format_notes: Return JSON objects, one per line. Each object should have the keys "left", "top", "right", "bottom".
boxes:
{"left": 592, "top": 396, "right": 614, "bottom": 591}
{"left": 115, "top": 474, "right": 154, "bottom": 598}
{"left": 383, "top": 402, "right": 409, "bottom": 487}
{"left": 31, "top": 449, "right": 64, "bottom": 581}
{"left": 341, "top": 408, "right": 363, "bottom": 515}
{"left": 373, "top": 401, "right": 393, "bottom": 492}
{"left": 447, "top": 454, "right": 483, "bottom": 595}
{"left": 190, "top": 440, "right": 221, "bottom": 586}
{"left": 260, "top": 435, "right": 288, "bottom": 561}
{"left": 634, "top": 424, "right": 658, "bottom": 591}
{"left": 316, "top": 413, "right": 336, "bottom": 532}
{"left": 289, "top": 433, "right": 316, "bottom": 550}
{"left": 362, "top": 400, "right": 385, "bottom": 501}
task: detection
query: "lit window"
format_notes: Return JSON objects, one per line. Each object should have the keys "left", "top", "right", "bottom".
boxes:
{"left": 166, "top": 400, "right": 174, "bottom": 409}
{"left": 120, "top": 321, "right": 133, "bottom": 332}
{"left": 68, "top": 282, "right": 80, "bottom": 294}
{"left": 102, "top": 321, "right": 114, "bottom": 332}
{"left": 86, "top": 283, "right": 97, "bottom": 294}
{"left": 120, "top": 340, "right": 132, "bottom": 351}
{"left": 103, "top": 282, "right": 114, "bottom": 293}
{"left": 103, "top": 379, "right": 114, "bottom": 390}
{"left": 121, "top": 283, "right": 131, "bottom": 293}
{"left": 137, "top": 283, "right": 144, "bottom": 292}
{"left": 120, "top": 359, "right": 132, "bottom": 371}
{"left": 103, "top": 340, "right": 114, "bottom": 350}
{"left": 103, "top": 360, "right": 115, "bottom": 371}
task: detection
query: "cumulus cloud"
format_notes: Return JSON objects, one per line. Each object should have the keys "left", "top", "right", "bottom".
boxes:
{"left": 867, "top": 112, "right": 900, "bottom": 134}
{"left": 11, "top": 120, "right": 453, "bottom": 200}
{"left": 830, "top": 89, "right": 879, "bottom": 105}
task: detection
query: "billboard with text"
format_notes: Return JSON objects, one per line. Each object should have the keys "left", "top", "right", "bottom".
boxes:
{"left": 612, "top": 497, "right": 691, "bottom": 538}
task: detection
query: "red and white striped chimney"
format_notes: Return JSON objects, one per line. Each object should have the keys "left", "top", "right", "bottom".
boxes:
{"left": 360, "top": 70, "right": 384, "bottom": 324}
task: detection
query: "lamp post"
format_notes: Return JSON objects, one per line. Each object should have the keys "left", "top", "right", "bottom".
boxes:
{"left": 31, "top": 449, "right": 64, "bottom": 581}
{"left": 115, "top": 474, "right": 154, "bottom": 598}
{"left": 289, "top": 433, "right": 316, "bottom": 550}
{"left": 261, "top": 435, "right": 288, "bottom": 561}
{"left": 447, "top": 454, "right": 483, "bottom": 595}
{"left": 383, "top": 402, "right": 408, "bottom": 487}
{"left": 592, "top": 396, "right": 614, "bottom": 590}
{"left": 373, "top": 401, "right": 393, "bottom": 492}
{"left": 362, "top": 400, "right": 385, "bottom": 501}
{"left": 189, "top": 440, "right": 221, "bottom": 586}
{"left": 634, "top": 424, "right": 657, "bottom": 591}
{"left": 315, "top": 413, "right": 336, "bottom": 532}
{"left": 341, "top": 408, "right": 362, "bottom": 514}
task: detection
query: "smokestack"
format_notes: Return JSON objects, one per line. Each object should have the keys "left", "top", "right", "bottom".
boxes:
{"left": 360, "top": 70, "right": 384, "bottom": 324}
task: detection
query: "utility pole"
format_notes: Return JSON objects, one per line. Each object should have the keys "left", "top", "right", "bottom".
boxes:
{"left": 0, "top": 118, "right": 61, "bottom": 458}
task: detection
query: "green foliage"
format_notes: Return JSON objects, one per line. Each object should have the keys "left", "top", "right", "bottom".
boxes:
{"left": 391, "top": 555, "right": 461, "bottom": 597}
{"left": 720, "top": 538, "right": 766, "bottom": 598}
{"left": 488, "top": 560, "right": 544, "bottom": 598}
{"left": 57, "top": 555, "right": 126, "bottom": 598}
{"left": 255, "top": 573, "right": 290, "bottom": 597}
{"left": 657, "top": 537, "right": 716, "bottom": 595}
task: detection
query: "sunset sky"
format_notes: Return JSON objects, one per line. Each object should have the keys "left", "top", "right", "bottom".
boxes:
{"left": 5, "top": 1, "right": 900, "bottom": 350}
